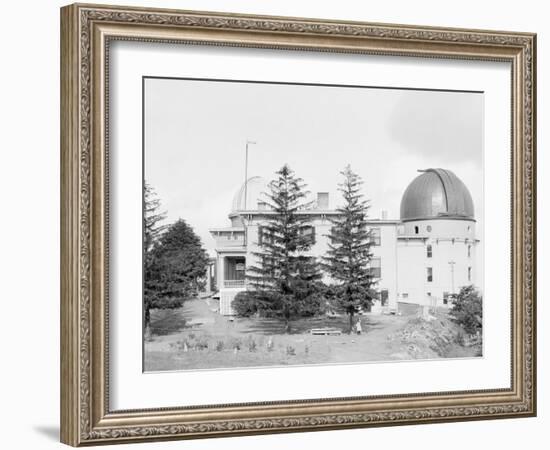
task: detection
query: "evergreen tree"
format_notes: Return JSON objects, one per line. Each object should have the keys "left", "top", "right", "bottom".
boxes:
{"left": 322, "top": 165, "right": 377, "bottom": 333}
{"left": 244, "top": 164, "right": 324, "bottom": 332}
{"left": 144, "top": 219, "right": 209, "bottom": 328}
{"left": 143, "top": 182, "right": 167, "bottom": 331}
{"left": 144, "top": 182, "right": 167, "bottom": 252}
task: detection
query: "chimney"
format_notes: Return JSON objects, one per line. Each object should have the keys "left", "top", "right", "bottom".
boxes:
{"left": 317, "top": 192, "right": 329, "bottom": 209}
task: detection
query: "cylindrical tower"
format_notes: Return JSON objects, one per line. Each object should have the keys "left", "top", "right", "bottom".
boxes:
{"left": 398, "top": 169, "right": 478, "bottom": 306}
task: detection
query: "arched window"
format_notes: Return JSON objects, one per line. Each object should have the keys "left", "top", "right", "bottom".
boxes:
{"left": 427, "top": 244, "right": 433, "bottom": 258}
{"left": 467, "top": 245, "right": 472, "bottom": 258}
{"left": 414, "top": 226, "right": 419, "bottom": 234}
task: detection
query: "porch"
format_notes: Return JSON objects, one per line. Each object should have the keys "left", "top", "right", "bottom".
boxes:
{"left": 218, "top": 255, "right": 246, "bottom": 315}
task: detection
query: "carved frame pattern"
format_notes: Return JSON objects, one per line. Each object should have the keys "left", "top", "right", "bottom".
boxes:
{"left": 60, "top": 3, "right": 536, "bottom": 446}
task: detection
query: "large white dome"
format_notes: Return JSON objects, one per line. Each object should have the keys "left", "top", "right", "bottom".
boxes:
{"left": 231, "top": 176, "right": 270, "bottom": 212}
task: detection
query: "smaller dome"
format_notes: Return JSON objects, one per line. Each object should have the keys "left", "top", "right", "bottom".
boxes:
{"left": 232, "top": 176, "right": 270, "bottom": 212}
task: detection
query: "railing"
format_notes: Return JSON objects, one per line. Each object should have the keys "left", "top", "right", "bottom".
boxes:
{"left": 223, "top": 279, "right": 245, "bottom": 288}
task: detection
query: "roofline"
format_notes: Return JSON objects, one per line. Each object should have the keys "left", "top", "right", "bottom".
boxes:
{"left": 209, "top": 227, "right": 245, "bottom": 233}
{"left": 229, "top": 209, "right": 341, "bottom": 217}
{"left": 229, "top": 210, "right": 401, "bottom": 224}
{"left": 401, "top": 216, "right": 476, "bottom": 223}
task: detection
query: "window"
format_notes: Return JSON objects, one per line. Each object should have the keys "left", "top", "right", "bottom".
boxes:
{"left": 317, "top": 192, "right": 329, "bottom": 209}
{"left": 402, "top": 293, "right": 409, "bottom": 299}
{"left": 380, "top": 289, "right": 389, "bottom": 306}
{"left": 427, "top": 267, "right": 433, "bottom": 282}
{"left": 369, "top": 257, "right": 381, "bottom": 278}
{"left": 257, "top": 201, "right": 268, "bottom": 210}
{"left": 467, "top": 245, "right": 472, "bottom": 258}
{"left": 371, "top": 227, "right": 381, "bottom": 246}
{"left": 427, "top": 244, "right": 433, "bottom": 258}
{"left": 443, "top": 291, "right": 450, "bottom": 305}
{"left": 468, "top": 267, "right": 472, "bottom": 282}
{"left": 414, "top": 226, "right": 419, "bottom": 234}
{"left": 427, "top": 225, "right": 432, "bottom": 232}
{"left": 300, "top": 225, "right": 316, "bottom": 245}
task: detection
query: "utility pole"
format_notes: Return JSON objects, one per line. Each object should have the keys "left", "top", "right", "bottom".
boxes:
{"left": 243, "top": 140, "right": 257, "bottom": 210}
{"left": 448, "top": 260, "right": 456, "bottom": 295}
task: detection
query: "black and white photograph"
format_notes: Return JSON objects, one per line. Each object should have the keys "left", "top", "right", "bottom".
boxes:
{"left": 143, "top": 77, "right": 484, "bottom": 372}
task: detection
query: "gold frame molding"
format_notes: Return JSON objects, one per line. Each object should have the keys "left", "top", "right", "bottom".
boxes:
{"left": 60, "top": 3, "right": 537, "bottom": 446}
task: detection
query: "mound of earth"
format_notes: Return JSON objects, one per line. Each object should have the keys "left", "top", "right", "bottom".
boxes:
{"left": 386, "top": 311, "right": 481, "bottom": 360}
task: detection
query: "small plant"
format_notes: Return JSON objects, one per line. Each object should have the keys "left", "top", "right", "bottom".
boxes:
{"left": 172, "top": 339, "right": 190, "bottom": 352}
{"left": 247, "top": 337, "right": 257, "bottom": 352}
{"left": 194, "top": 336, "right": 209, "bottom": 351}
{"left": 286, "top": 345, "right": 296, "bottom": 356}
{"left": 215, "top": 340, "right": 224, "bottom": 352}
{"left": 455, "top": 329, "right": 466, "bottom": 346}
{"left": 231, "top": 338, "right": 242, "bottom": 351}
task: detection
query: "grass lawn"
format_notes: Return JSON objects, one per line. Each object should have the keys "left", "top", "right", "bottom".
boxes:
{"left": 144, "top": 298, "right": 480, "bottom": 372}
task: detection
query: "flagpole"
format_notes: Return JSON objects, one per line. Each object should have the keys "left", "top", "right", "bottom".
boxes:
{"left": 243, "top": 140, "right": 256, "bottom": 249}
{"left": 243, "top": 140, "right": 256, "bottom": 210}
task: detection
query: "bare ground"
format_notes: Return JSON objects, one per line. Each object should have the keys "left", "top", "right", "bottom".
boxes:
{"left": 144, "top": 298, "right": 480, "bottom": 372}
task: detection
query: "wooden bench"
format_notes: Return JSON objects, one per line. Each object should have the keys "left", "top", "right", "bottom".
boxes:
{"left": 310, "top": 327, "right": 342, "bottom": 336}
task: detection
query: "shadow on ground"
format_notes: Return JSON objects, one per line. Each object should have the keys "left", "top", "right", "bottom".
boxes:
{"left": 33, "top": 425, "right": 59, "bottom": 441}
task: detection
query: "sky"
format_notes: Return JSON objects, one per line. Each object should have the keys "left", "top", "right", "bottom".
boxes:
{"left": 144, "top": 77, "right": 484, "bottom": 260}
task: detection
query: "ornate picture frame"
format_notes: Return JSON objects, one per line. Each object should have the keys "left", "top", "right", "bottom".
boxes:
{"left": 60, "top": 3, "right": 536, "bottom": 446}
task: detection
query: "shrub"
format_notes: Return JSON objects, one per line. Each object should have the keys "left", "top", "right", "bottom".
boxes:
{"left": 449, "top": 285, "right": 482, "bottom": 335}
{"left": 231, "top": 291, "right": 259, "bottom": 317}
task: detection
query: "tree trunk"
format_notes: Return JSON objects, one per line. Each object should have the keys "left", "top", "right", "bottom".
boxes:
{"left": 144, "top": 306, "right": 151, "bottom": 340}
{"left": 349, "top": 310, "right": 354, "bottom": 334}
{"left": 284, "top": 317, "right": 291, "bottom": 334}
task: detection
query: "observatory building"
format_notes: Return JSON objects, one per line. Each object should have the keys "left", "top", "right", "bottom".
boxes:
{"left": 209, "top": 169, "right": 479, "bottom": 315}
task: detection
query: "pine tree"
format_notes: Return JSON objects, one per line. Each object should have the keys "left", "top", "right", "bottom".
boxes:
{"left": 144, "top": 219, "right": 209, "bottom": 329}
{"left": 143, "top": 183, "right": 167, "bottom": 331}
{"left": 144, "top": 182, "right": 167, "bottom": 252}
{"left": 244, "top": 164, "right": 324, "bottom": 332}
{"left": 323, "top": 165, "right": 377, "bottom": 333}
